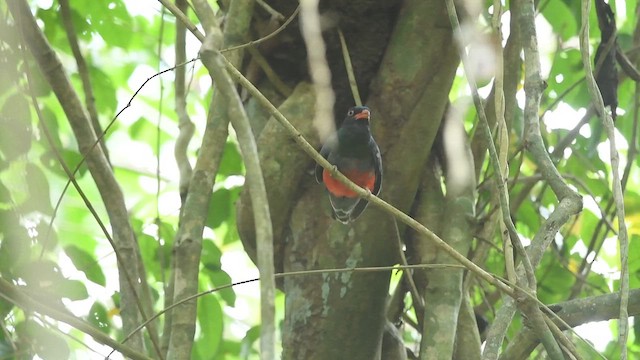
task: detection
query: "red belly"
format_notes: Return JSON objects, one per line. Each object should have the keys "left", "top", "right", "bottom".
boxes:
{"left": 323, "top": 168, "right": 376, "bottom": 197}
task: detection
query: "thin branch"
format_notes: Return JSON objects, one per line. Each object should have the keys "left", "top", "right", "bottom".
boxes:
{"left": 338, "top": 28, "right": 362, "bottom": 106}
{"left": 579, "top": 0, "right": 630, "bottom": 357}
{"left": 246, "top": 46, "right": 292, "bottom": 96}
{"left": 255, "top": 0, "right": 285, "bottom": 21}
{"left": 221, "top": 5, "right": 300, "bottom": 53}
{"left": 174, "top": 0, "right": 195, "bottom": 203}
{"left": 392, "top": 219, "right": 424, "bottom": 312}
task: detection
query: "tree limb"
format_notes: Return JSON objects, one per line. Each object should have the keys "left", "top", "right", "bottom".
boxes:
{"left": 0, "top": 278, "right": 153, "bottom": 360}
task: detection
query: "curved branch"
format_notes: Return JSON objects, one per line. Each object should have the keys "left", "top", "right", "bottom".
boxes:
{"left": 173, "top": 0, "right": 195, "bottom": 202}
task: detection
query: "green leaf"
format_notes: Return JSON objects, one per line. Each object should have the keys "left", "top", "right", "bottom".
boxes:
{"left": 86, "top": 0, "right": 134, "bottom": 49}
{"left": 138, "top": 233, "right": 162, "bottom": 281}
{"left": 541, "top": 1, "right": 577, "bottom": 41}
{"left": 88, "top": 301, "right": 112, "bottom": 334}
{"left": 219, "top": 141, "right": 244, "bottom": 176}
{"left": 202, "top": 239, "right": 222, "bottom": 270}
{"left": 0, "top": 209, "right": 31, "bottom": 273}
{"left": 90, "top": 66, "right": 118, "bottom": 115}
{"left": 38, "top": 106, "right": 63, "bottom": 148}
{"left": 208, "top": 188, "right": 231, "bottom": 229}
{"left": 35, "top": 220, "right": 58, "bottom": 252}
{"left": 40, "top": 148, "right": 88, "bottom": 179}
{"left": 205, "top": 268, "right": 236, "bottom": 307}
{"left": 127, "top": 117, "right": 172, "bottom": 156}
{"left": 64, "top": 245, "right": 106, "bottom": 286}
{"left": 195, "top": 294, "right": 223, "bottom": 358}
{"left": 22, "top": 163, "right": 53, "bottom": 215}
{"left": 201, "top": 240, "right": 236, "bottom": 306}
{"left": 241, "top": 325, "right": 261, "bottom": 358}
{"left": 58, "top": 279, "right": 89, "bottom": 301}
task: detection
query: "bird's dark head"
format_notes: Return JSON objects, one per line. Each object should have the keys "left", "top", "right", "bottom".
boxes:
{"left": 347, "top": 106, "right": 371, "bottom": 121}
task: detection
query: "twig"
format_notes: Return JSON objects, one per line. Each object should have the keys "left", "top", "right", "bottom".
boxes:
{"left": 246, "top": 46, "right": 293, "bottom": 96}
{"left": 221, "top": 5, "right": 300, "bottom": 53}
{"left": 255, "top": 0, "right": 285, "bottom": 21}
{"left": 338, "top": 29, "right": 362, "bottom": 106}
{"left": 392, "top": 219, "right": 424, "bottom": 311}
{"left": 579, "top": 0, "right": 630, "bottom": 357}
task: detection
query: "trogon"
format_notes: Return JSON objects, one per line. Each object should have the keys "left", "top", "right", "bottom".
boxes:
{"left": 315, "top": 106, "right": 383, "bottom": 223}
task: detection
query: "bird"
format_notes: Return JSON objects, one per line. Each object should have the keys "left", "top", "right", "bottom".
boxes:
{"left": 315, "top": 105, "right": 383, "bottom": 223}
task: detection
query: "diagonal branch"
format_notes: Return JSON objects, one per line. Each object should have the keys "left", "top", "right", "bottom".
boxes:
{"left": 0, "top": 278, "right": 152, "bottom": 360}
{"left": 9, "top": 0, "right": 157, "bottom": 353}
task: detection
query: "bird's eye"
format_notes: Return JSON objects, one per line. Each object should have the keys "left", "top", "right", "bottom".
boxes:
{"left": 348, "top": 110, "right": 355, "bottom": 116}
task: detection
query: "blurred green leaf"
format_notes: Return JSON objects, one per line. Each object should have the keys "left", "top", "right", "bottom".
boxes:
{"left": 40, "top": 147, "right": 85, "bottom": 179}
{"left": 195, "top": 293, "right": 223, "bottom": 358}
{"left": 85, "top": 0, "right": 133, "bottom": 49}
{"left": 219, "top": 141, "right": 244, "bottom": 176}
{"left": 21, "top": 321, "right": 70, "bottom": 360}
{"left": 58, "top": 279, "right": 89, "bottom": 301}
{"left": 208, "top": 187, "right": 231, "bottom": 229}
{"left": 541, "top": 1, "right": 577, "bottom": 41}
{"left": 205, "top": 269, "right": 236, "bottom": 307}
{"left": 88, "top": 301, "right": 112, "bottom": 334}
{"left": 64, "top": 245, "right": 106, "bottom": 286}
{"left": 22, "top": 163, "right": 53, "bottom": 215}
{"left": 241, "top": 325, "right": 261, "bottom": 359}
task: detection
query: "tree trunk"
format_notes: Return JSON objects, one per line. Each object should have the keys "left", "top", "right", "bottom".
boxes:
{"left": 237, "top": 0, "right": 460, "bottom": 358}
